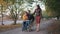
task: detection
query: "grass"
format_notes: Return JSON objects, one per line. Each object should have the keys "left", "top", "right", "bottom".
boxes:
{"left": 0, "top": 23, "right": 22, "bottom": 32}
{"left": 47, "top": 20, "right": 60, "bottom": 34}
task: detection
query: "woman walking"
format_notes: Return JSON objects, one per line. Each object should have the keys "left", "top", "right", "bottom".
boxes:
{"left": 33, "top": 5, "right": 42, "bottom": 32}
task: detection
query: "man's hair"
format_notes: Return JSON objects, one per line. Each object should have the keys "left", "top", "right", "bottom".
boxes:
{"left": 28, "top": 10, "right": 31, "bottom": 13}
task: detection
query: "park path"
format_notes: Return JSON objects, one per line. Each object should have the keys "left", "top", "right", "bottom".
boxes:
{"left": 0, "top": 19, "right": 55, "bottom": 34}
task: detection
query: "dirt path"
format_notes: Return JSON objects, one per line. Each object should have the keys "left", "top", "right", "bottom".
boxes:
{"left": 0, "top": 19, "right": 55, "bottom": 34}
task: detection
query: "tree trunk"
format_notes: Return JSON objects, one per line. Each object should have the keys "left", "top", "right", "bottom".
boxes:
{"left": 13, "top": 14, "right": 17, "bottom": 25}
{"left": 1, "top": 13, "right": 4, "bottom": 25}
{"left": 14, "top": 19, "right": 17, "bottom": 25}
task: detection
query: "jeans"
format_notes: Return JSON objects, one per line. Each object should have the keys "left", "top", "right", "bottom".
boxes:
{"left": 22, "top": 20, "right": 31, "bottom": 31}
{"left": 22, "top": 21, "right": 27, "bottom": 31}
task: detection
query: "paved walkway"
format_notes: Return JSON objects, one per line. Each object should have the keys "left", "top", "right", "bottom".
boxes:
{"left": 0, "top": 19, "right": 55, "bottom": 34}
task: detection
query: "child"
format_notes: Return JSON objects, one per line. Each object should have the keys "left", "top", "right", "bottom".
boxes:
{"left": 22, "top": 12, "right": 28, "bottom": 31}
{"left": 27, "top": 10, "right": 34, "bottom": 31}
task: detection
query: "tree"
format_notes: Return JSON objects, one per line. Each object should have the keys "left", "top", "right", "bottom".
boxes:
{"left": 3, "top": 0, "right": 25, "bottom": 25}
{"left": 10, "top": 8, "right": 18, "bottom": 25}
{"left": 0, "top": 5, "right": 4, "bottom": 25}
{"left": 44, "top": 0, "right": 60, "bottom": 19}
{"left": 0, "top": 0, "right": 7, "bottom": 25}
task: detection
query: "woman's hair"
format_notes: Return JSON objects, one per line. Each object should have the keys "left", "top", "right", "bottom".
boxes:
{"left": 36, "top": 5, "right": 42, "bottom": 11}
{"left": 37, "top": 5, "right": 40, "bottom": 9}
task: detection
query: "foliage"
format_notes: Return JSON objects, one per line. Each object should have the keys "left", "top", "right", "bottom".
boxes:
{"left": 44, "top": 0, "right": 60, "bottom": 17}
